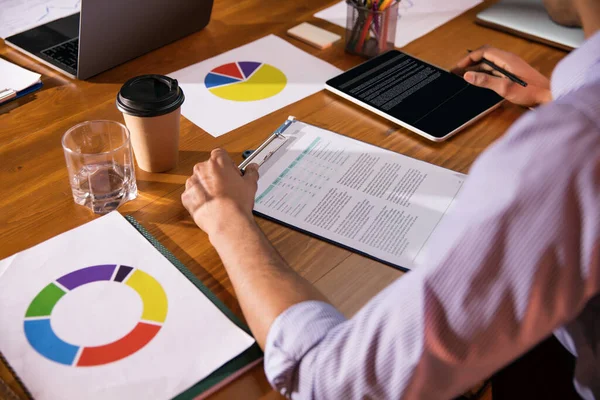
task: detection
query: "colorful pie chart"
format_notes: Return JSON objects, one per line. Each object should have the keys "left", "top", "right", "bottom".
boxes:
{"left": 23, "top": 264, "right": 168, "bottom": 367}
{"left": 205, "top": 61, "right": 287, "bottom": 101}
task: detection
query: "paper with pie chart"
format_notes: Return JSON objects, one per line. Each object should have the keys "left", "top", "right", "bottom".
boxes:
{"left": 170, "top": 35, "right": 342, "bottom": 137}
{"left": 0, "top": 212, "right": 255, "bottom": 400}
{"left": 23, "top": 265, "right": 167, "bottom": 367}
{"left": 205, "top": 61, "right": 287, "bottom": 101}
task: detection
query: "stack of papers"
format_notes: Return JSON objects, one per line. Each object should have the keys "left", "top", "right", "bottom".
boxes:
{"left": 0, "top": 0, "right": 81, "bottom": 39}
{"left": 0, "top": 58, "right": 42, "bottom": 105}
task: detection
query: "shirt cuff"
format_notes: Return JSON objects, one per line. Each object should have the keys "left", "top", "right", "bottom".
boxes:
{"left": 264, "top": 300, "right": 346, "bottom": 396}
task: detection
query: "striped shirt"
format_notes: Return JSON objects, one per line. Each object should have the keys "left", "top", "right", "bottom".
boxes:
{"left": 264, "top": 31, "right": 600, "bottom": 399}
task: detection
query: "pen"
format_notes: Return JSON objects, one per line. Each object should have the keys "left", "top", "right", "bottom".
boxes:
{"left": 238, "top": 116, "right": 296, "bottom": 172}
{"left": 467, "top": 49, "right": 528, "bottom": 87}
{"left": 0, "top": 88, "right": 16, "bottom": 103}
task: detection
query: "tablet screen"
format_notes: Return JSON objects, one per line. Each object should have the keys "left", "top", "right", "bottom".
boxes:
{"left": 326, "top": 50, "right": 504, "bottom": 139}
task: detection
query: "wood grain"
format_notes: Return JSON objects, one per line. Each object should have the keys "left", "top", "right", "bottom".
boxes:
{"left": 0, "top": 0, "right": 566, "bottom": 398}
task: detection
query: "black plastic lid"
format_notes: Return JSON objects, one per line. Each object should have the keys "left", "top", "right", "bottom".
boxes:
{"left": 116, "top": 74, "right": 185, "bottom": 117}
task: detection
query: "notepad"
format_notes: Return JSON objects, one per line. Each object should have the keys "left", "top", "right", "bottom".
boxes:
{"left": 0, "top": 58, "right": 42, "bottom": 105}
{"left": 287, "top": 22, "right": 341, "bottom": 49}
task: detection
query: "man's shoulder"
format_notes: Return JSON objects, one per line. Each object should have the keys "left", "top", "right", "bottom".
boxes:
{"left": 503, "top": 82, "right": 600, "bottom": 150}
{"left": 472, "top": 83, "right": 600, "bottom": 195}
{"left": 551, "top": 79, "right": 600, "bottom": 128}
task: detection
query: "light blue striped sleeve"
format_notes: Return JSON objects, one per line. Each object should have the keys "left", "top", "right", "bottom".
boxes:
{"left": 262, "top": 95, "right": 600, "bottom": 399}
{"left": 265, "top": 301, "right": 346, "bottom": 396}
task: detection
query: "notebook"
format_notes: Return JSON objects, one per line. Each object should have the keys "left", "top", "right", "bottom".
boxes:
{"left": 0, "top": 213, "right": 262, "bottom": 400}
{"left": 476, "top": 0, "right": 584, "bottom": 51}
{"left": 0, "top": 58, "right": 42, "bottom": 105}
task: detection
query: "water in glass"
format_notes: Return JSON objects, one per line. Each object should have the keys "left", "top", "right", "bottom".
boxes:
{"left": 62, "top": 120, "right": 138, "bottom": 214}
{"left": 70, "top": 162, "right": 137, "bottom": 214}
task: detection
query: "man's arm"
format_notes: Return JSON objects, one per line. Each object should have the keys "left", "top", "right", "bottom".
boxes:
{"left": 181, "top": 151, "right": 327, "bottom": 348}
{"left": 181, "top": 45, "right": 549, "bottom": 351}
{"left": 182, "top": 100, "right": 600, "bottom": 398}
{"left": 208, "top": 211, "right": 328, "bottom": 349}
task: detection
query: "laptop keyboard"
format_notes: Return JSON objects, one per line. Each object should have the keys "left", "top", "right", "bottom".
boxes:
{"left": 41, "top": 37, "right": 79, "bottom": 72}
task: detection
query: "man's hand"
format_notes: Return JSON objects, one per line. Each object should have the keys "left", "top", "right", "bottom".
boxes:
{"left": 452, "top": 46, "right": 552, "bottom": 108}
{"left": 181, "top": 148, "right": 260, "bottom": 237}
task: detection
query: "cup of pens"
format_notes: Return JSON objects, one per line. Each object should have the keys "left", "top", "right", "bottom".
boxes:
{"left": 345, "top": 0, "right": 399, "bottom": 58}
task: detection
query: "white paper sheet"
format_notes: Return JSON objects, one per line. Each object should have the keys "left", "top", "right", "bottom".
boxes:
{"left": 0, "top": 212, "right": 255, "bottom": 400}
{"left": 0, "top": 58, "right": 41, "bottom": 92}
{"left": 315, "top": 0, "right": 483, "bottom": 48}
{"left": 253, "top": 121, "right": 465, "bottom": 270}
{"left": 0, "top": 0, "right": 80, "bottom": 39}
{"left": 169, "top": 35, "right": 342, "bottom": 137}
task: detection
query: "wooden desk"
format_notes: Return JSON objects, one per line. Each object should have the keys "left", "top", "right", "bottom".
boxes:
{"left": 0, "top": 0, "right": 567, "bottom": 398}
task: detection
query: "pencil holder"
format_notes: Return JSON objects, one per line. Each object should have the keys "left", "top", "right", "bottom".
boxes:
{"left": 345, "top": 0, "right": 399, "bottom": 58}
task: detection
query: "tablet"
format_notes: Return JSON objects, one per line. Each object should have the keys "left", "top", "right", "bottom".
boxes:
{"left": 325, "top": 50, "right": 504, "bottom": 142}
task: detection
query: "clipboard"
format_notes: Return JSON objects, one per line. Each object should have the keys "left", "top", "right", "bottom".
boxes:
{"left": 241, "top": 116, "right": 409, "bottom": 271}
{"left": 242, "top": 116, "right": 465, "bottom": 273}
{"left": 238, "top": 116, "right": 296, "bottom": 172}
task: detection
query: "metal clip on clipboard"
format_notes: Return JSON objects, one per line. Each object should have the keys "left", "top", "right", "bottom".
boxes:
{"left": 238, "top": 116, "right": 296, "bottom": 172}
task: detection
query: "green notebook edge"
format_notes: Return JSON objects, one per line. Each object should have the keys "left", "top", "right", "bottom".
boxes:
{"left": 124, "top": 215, "right": 263, "bottom": 400}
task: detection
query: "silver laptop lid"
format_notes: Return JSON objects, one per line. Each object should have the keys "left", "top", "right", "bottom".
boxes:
{"left": 476, "top": 0, "right": 584, "bottom": 51}
{"left": 78, "top": 0, "right": 213, "bottom": 79}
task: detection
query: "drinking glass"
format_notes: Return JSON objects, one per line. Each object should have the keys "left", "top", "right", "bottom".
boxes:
{"left": 62, "top": 120, "right": 137, "bottom": 214}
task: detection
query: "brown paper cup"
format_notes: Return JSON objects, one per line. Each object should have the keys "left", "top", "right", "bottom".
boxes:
{"left": 123, "top": 108, "right": 181, "bottom": 172}
{"left": 116, "top": 75, "right": 185, "bottom": 173}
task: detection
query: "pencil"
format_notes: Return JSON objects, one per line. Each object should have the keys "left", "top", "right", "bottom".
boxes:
{"left": 378, "top": 0, "right": 393, "bottom": 10}
{"left": 356, "top": 13, "right": 373, "bottom": 51}
{"left": 467, "top": 49, "right": 528, "bottom": 87}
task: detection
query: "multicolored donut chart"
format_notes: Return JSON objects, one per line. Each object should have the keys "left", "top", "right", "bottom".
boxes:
{"left": 23, "top": 264, "right": 168, "bottom": 367}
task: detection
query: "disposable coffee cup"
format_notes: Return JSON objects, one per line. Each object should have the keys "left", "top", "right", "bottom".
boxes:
{"left": 116, "top": 75, "right": 185, "bottom": 172}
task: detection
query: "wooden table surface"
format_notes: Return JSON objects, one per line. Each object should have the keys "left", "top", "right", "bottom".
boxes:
{"left": 0, "top": 0, "right": 567, "bottom": 398}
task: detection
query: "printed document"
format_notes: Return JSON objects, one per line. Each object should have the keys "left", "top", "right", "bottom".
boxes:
{"left": 254, "top": 121, "right": 465, "bottom": 270}
{"left": 0, "top": 0, "right": 80, "bottom": 39}
{"left": 170, "top": 35, "right": 341, "bottom": 137}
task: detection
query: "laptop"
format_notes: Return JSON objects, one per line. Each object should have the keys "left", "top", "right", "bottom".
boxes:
{"left": 476, "top": 0, "right": 584, "bottom": 51}
{"left": 4, "top": 0, "right": 214, "bottom": 80}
